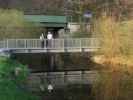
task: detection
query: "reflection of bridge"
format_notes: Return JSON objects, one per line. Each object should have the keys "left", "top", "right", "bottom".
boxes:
{"left": 0, "top": 38, "right": 99, "bottom": 53}
{"left": 26, "top": 71, "right": 98, "bottom": 91}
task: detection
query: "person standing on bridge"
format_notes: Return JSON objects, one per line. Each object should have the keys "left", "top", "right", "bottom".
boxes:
{"left": 40, "top": 33, "right": 45, "bottom": 48}
{"left": 47, "top": 31, "right": 53, "bottom": 49}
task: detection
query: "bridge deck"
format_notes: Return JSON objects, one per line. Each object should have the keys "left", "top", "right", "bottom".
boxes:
{"left": 0, "top": 38, "right": 100, "bottom": 53}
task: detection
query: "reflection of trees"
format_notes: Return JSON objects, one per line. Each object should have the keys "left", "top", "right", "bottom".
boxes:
{"left": 56, "top": 53, "right": 94, "bottom": 71}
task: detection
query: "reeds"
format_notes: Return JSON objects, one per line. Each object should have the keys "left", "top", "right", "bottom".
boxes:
{"left": 92, "top": 14, "right": 133, "bottom": 100}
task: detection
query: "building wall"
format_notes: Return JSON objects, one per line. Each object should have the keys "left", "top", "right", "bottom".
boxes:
{"left": 68, "top": 23, "right": 91, "bottom": 33}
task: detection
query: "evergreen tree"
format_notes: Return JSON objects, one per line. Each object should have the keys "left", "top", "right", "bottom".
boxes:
{"left": 0, "top": 57, "right": 39, "bottom": 100}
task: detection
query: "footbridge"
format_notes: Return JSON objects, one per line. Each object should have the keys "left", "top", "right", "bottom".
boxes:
{"left": 0, "top": 38, "right": 100, "bottom": 53}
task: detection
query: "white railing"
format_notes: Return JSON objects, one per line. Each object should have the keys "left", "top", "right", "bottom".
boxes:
{"left": 0, "top": 38, "right": 100, "bottom": 50}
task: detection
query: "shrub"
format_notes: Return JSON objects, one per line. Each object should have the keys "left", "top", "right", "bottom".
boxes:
{"left": 0, "top": 9, "right": 42, "bottom": 39}
{"left": 0, "top": 57, "right": 39, "bottom": 100}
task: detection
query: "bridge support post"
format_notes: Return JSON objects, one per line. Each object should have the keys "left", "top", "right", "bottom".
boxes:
{"left": 50, "top": 55, "right": 55, "bottom": 71}
{"left": 47, "top": 53, "right": 56, "bottom": 71}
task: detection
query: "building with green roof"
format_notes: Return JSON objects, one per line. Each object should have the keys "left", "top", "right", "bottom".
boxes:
{"left": 24, "top": 15, "right": 68, "bottom": 38}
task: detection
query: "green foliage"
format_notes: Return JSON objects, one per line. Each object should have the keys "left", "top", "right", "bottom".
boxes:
{"left": 0, "top": 57, "right": 39, "bottom": 100}
{"left": 0, "top": 9, "right": 42, "bottom": 39}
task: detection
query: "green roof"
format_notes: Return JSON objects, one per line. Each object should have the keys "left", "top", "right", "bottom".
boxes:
{"left": 24, "top": 15, "right": 67, "bottom": 23}
{"left": 36, "top": 23, "right": 67, "bottom": 27}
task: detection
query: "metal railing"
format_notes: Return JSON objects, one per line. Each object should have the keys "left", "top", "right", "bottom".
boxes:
{"left": 0, "top": 38, "right": 100, "bottom": 50}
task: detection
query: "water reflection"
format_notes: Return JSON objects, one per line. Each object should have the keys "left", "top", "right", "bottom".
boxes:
{"left": 41, "top": 84, "right": 93, "bottom": 100}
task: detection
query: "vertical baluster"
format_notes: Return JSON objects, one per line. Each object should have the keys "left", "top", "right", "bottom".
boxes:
{"left": 44, "top": 39, "right": 46, "bottom": 49}
{"left": 34, "top": 39, "right": 36, "bottom": 48}
{"left": 4, "top": 40, "right": 7, "bottom": 48}
{"left": 35, "top": 39, "right": 36, "bottom": 48}
{"left": 72, "top": 38, "right": 74, "bottom": 49}
{"left": 28, "top": 39, "right": 30, "bottom": 48}
{"left": 6, "top": 39, "right": 8, "bottom": 49}
{"left": 85, "top": 38, "right": 87, "bottom": 48}
{"left": 74, "top": 38, "right": 75, "bottom": 49}
{"left": 35, "top": 39, "right": 37, "bottom": 48}
{"left": 37, "top": 39, "right": 38, "bottom": 48}
{"left": 62, "top": 39, "right": 64, "bottom": 50}
{"left": 58, "top": 39, "right": 60, "bottom": 49}
{"left": 74, "top": 38, "right": 76, "bottom": 49}
{"left": 51, "top": 39, "right": 53, "bottom": 49}
{"left": 33, "top": 39, "right": 35, "bottom": 48}
{"left": 30, "top": 40, "right": 32, "bottom": 48}
{"left": 2, "top": 41, "right": 4, "bottom": 48}
{"left": 29, "top": 39, "right": 31, "bottom": 48}
{"left": 25, "top": 39, "right": 27, "bottom": 49}
{"left": 29, "top": 39, "right": 30, "bottom": 49}
{"left": 91, "top": 38, "right": 93, "bottom": 48}
{"left": 31, "top": 39, "right": 33, "bottom": 48}
{"left": 70, "top": 38, "right": 72, "bottom": 49}
{"left": 30, "top": 39, "right": 31, "bottom": 49}
{"left": 80, "top": 38, "right": 82, "bottom": 51}
{"left": 0, "top": 41, "right": 1, "bottom": 48}
{"left": 55, "top": 39, "right": 57, "bottom": 49}
{"left": 16, "top": 39, "right": 18, "bottom": 49}
{"left": 26, "top": 39, "right": 28, "bottom": 48}
{"left": 32, "top": 39, "right": 34, "bottom": 48}
{"left": 33, "top": 39, "right": 34, "bottom": 48}
{"left": 56, "top": 39, "right": 58, "bottom": 49}
{"left": 36, "top": 39, "right": 37, "bottom": 48}
{"left": 0, "top": 41, "right": 2, "bottom": 48}
{"left": 32, "top": 39, "right": 34, "bottom": 49}
{"left": 73, "top": 38, "right": 75, "bottom": 49}
{"left": 2, "top": 41, "right": 3, "bottom": 48}
{"left": 37, "top": 39, "right": 39, "bottom": 48}
{"left": 28, "top": 40, "right": 30, "bottom": 48}
{"left": 30, "top": 40, "right": 32, "bottom": 49}
{"left": 92, "top": 38, "right": 94, "bottom": 48}
{"left": 71, "top": 39, "right": 74, "bottom": 49}
{"left": 67, "top": 38, "right": 69, "bottom": 49}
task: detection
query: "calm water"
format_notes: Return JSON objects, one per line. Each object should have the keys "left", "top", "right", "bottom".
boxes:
{"left": 40, "top": 84, "right": 93, "bottom": 100}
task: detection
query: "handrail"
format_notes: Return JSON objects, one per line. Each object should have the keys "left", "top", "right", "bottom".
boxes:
{"left": 0, "top": 38, "right": 100, "bottom": 51}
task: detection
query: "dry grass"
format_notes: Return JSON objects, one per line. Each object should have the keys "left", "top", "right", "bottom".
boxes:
{"left": 91, "top": 15, "right": 133, "bottom": 100}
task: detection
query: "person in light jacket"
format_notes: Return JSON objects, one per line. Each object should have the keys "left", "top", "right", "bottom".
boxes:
{"left": 47, "top": 32, "right": 53, "bottom": 48}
